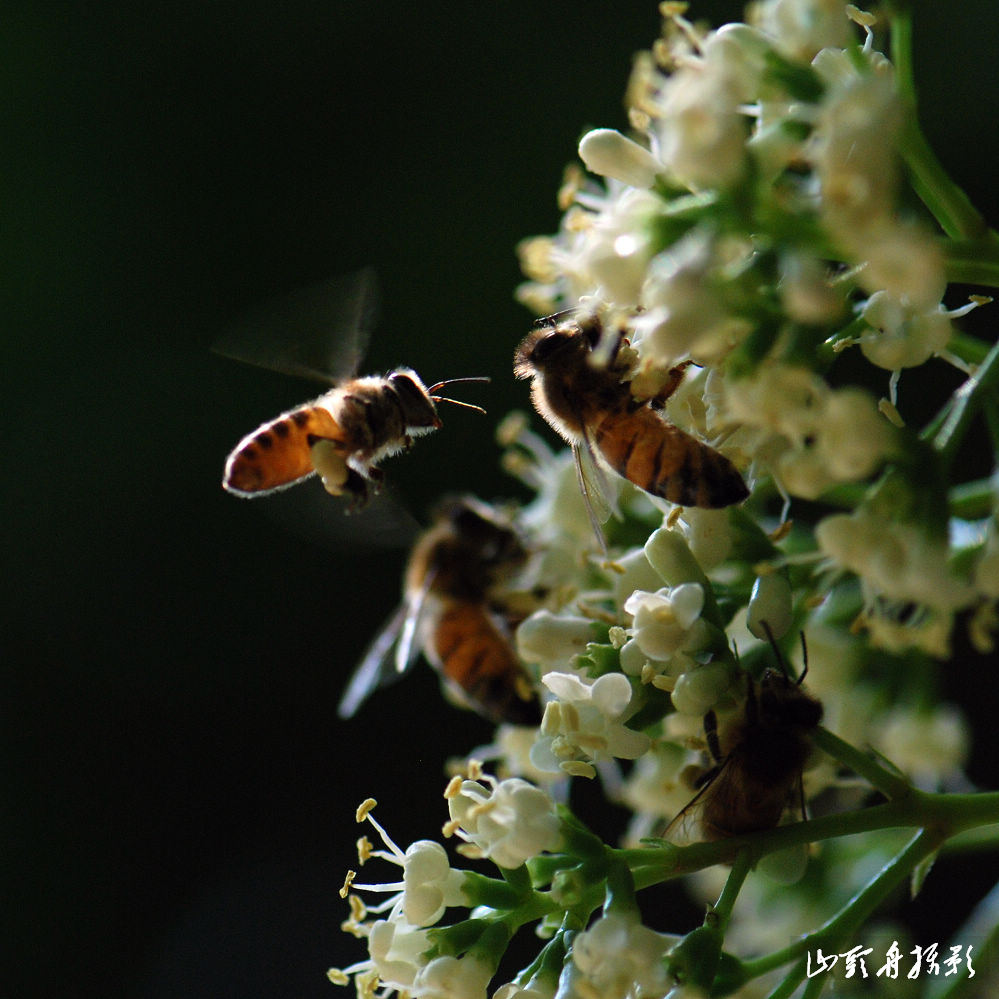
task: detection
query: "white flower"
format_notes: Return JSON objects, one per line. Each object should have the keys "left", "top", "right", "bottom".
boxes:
{"left": 517, "top": 610, "right": 595, "bottom": 671}
{"left": 633, "top": 229, "right": 752, "bottom": 366}
{"left": 876, "top": 705, "right": 970, "bottom": 789}
{"left": 412, "top": 954, "right": 494, "bottom": 999}
{"left": 367, "top": 916, "right": 432, "bottom": 990}
{"left": 809, "top": 49, "right": 901, "bottom": 239}
{"left": 817, "top": 510, "right": 976, "bottom": 656}
{"left": 331, "top": 913, "right": 431, "bottom": 993}
{"left": 675, "top": 508, "right": 732, "bottom": 570}
{"left": 856, "top": 220, "right": 946, "bottom": 312}
{"left": 624, "top": 583, "right": 705, "bottom": 661}
{"left": 751, "top": 0, "right": 854, "bottom": 61}
{"left": 579, "top": 128, "right": 661, "bottom": 188}
{"left": 571, "top": 912, "right": 675, "bottom": 999}
{"left": 569, "top": 188, "right": 663, "bottom": 306}
{"left": 493, "top": 981, "right": 557, "bottom": 999}
{"left": 814, "top": 387, "right": 895, "bottom": 482}
{"left": 654, "top": 45, "right": 749, "bottom": 189}
{"left": 349, "top": 800, "right": 467, "bottom": 927}
{"left": 446, "top": 776, "right": 562, "bottom": 869}
{"left": 860, "top": 291, "right": 957, "bottom": 370}
{"left": 532, "top": 672, "right": 651, "bottom": 776}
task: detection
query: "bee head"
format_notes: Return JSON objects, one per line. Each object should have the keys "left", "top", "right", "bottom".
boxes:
{"left": 759, "top": 668, "right": 824, "bottom": 731}
{"left": 436, "top": 496, "right": 526, "bottom": 567}
{"left": 388, "top": 369, "right": 442, "bottom": 430}
{"left": 514, "top": 322, "right": 590, "bottom": 378}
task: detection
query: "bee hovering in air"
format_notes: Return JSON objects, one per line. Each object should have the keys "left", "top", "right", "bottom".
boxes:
{"left": 219, "top": 268, "right": 487, "bottom": 508}
{"left": 669, "top": 624, "right": 823, "bottom": 841}
{"left": 514, "top": 313, "right": 748, "bottom": 547}
{"left": 337, "top": 496, "right": 541, "bottom": 726}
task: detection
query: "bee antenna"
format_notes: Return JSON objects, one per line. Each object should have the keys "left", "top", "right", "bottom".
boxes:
{"left": 432, "top": 396, "right": 487, "bottom": 415}
{"left": 798, "top": 630, "right": 809, "bottom": 685}
{"left": 760, "top": 620, "right": 792, "bottom": 681}
{"left": 426, "top": 375, "right": 490, "bottom": 394}
{"left": 534, "top": 307, "right": 577, "bottom": 328}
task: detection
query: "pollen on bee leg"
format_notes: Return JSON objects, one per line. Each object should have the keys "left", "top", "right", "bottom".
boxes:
{"left": 311, "top": 439, "right": 350, "bottom": 495}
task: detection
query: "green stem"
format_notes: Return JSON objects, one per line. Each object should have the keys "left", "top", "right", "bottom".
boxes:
{"left": 757, "top": 829, "right": 942, "bottom": 996}
{"left": 945, "top": 239, "right": 999, "bottom": 288}
{"left": 625, "top": 791, "right": 999, "bottom": 892}
{"left": 711, "top": 848, "right": 753, "bottom": 933}
{"left": 934, "top": 339, "right": 999, "bottom": 467}
{"left": 949, "top": 477, "right": 998, "bottom": 519}
{"left": 891, "top": 8, "right": 991, "bottom": 240}
{"left": 812, "top": 726, "right": 912, "bottom": 800}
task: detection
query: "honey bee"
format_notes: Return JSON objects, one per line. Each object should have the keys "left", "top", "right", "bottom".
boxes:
{"left": 670, "top": 626, "right": 823, "bottom": 841}
{"left": 513, "top": 313, "right": 748, "bottom": 544}
{"left": 337, "top": 496, "right": 541, "bottom": 726}
{"left": 219, "top": 269, "right": 486, "bottom": 507}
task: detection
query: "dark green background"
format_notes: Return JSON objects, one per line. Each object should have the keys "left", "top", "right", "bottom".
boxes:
{"left": 7, "top": 4, "right": 999, "bottom": 996}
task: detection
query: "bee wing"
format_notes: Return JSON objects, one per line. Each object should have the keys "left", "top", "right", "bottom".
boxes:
{"left": 572, "top": 426, "right": 620, "bottom": 556}
{"left": 337, "top": 603, "right": 409, "bottom": 719}
{"left": 337, "top": 572, "right": 434, "bottom": 719}
{"left": 214, "top": 267, "right": 380, "bottom": 384}
{"left": 253, "top": 484, "right": 421, "bottom": 551}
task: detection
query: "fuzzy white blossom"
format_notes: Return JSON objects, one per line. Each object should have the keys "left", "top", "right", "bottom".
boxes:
{"left": 411, "top": 954, "right": 494, "bottom": 999}
{"left": 446, "top": 775, "right": 561, "bottom": 869}
{"left": 633, "top": 229, "right": 752, "bottom": 366}
{"left": 876, "top": 705, "right": 970, "bottom": 790}
{"left": 571, "top": 912, "right": 676, "bottom": 999}
{"left": 817, "top": 510, "right": 977, "bottom": 655}
{"left": 751, "top": 0, "right": 854, "bottom": 61}
{"left": 533, "top": 672, "right": 651, "bottom": 777}
{"left": 517, "top": 610, "right": 595, "bottom": 671}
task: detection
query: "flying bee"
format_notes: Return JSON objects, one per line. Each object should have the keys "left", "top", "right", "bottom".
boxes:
{"left": 337, "top": 496, "right": 541, "bottom": 726}
{"left": 218, "top": 268, "right": 487, "bottom": 508}
{"left": 513, "top": 313, "right": 748, "bottom": 547}
{"left": 669, "top": 624, "right": 823, "bottom": 841}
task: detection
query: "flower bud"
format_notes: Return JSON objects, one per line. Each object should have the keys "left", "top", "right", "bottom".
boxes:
{"left": 670, "top": 662, "right": 732, "bottom": 716}
{"left": 517, "top": 611, "right": 595, "bottom": 669}
{"left": 578, "top": 128, "right": 661, "bottom": 188}
{"left": 747, "top": 573, "right": 793, "bottom": 640}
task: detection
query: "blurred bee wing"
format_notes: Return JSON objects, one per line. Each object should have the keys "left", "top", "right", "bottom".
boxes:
{"left": 337, "top": 603, "right": 410, "bottom": 719}
{"left": 337, "top": 578, "right": 432, "bottom": 718}
{"left": 254, "top": 482, "right": 421, "bottom": 552}
{"left": 395, "top": 571, "right": 435, "bottom": 674}
{"left": 213, "top": 267, "right": 380, "bottom": 384}
{"left": 573, "top": 426, "right": 620, "bottom": 555}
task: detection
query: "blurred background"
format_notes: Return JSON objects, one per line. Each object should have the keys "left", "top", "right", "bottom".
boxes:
{"left": 6, "top": 2, "right": 999, "bottom": 996}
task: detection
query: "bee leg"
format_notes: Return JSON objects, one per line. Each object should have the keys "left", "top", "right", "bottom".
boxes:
{"left": 743, "top": 671, "right": 759, "bottom": 727}
{"left": 648, "top": 361, "right": 694, "bottom": 409}
{"left": 342, "top": 468, "right": 371, "bottom": 512}
{"left": 704, "top": 709, "right": 723, "bottom": 765}
{"left": 402, "top": 435, "right": 414, "bottom": 450}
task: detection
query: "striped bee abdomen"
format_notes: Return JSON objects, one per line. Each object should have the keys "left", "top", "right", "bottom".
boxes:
{"left": 223, "top": 405, "right": 344, "bottom": 495}
{"left": 433, "top": 603, "right": 539, "bottom": 725}
{"left": 592, "top": 407, "right": 748, "bottom": 508}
